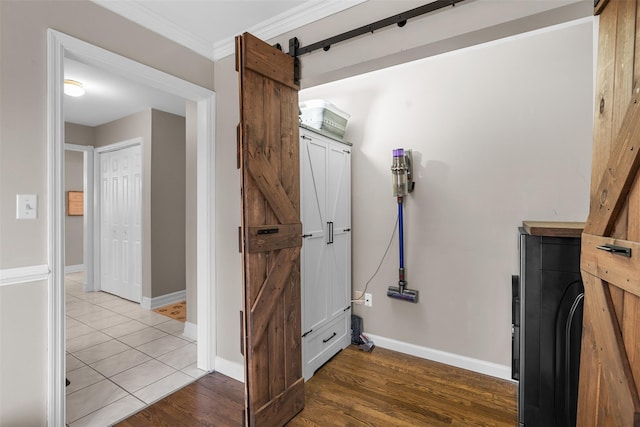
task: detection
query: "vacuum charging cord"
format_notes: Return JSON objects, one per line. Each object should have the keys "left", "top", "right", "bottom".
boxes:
{"left": 351, "top": 215, "right": 398, "bottom": 302}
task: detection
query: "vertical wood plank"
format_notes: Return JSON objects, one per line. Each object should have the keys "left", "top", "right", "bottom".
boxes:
{"left": 280, "top": 87, "right": 301, "bottom": 390}
{"left": 613, "top": 0, "right": 636, "bottom": 136}
{"left": 624, "top": 0, "right": 640, "bottom": 407}
{"left": 591, "top": 3, "right": 626, "bottom": 328}
{"left": 591, "top": 0, "right": 619, "bottom": 204}
{"left": 635, "top": 0, "right": 640, "bottom": 90}
{"left": 280, "top": 78, "right": 299, "bottom": 213}
{"left": 609, "top": 284, "right": 625, "bottom": 327}
{"left": 577, "top": 283, "right": 602, "bottom": 426}
{"left": 245, "top": 73, "right": 267, "bottom": 305}
{"left": 268, "top": 293, "right": 286, "bottom": 398}
{"left": 612, "top": 0, "right": 637, "bottom": 241}
{"left": 581, "top": 274, "right": 640, "bottom": 426}
{"left": 622, "top": 293, "right": 640, "bottom": 395}
{"left": 593, "top": 0, "right": 627, "bottom": 327}
{"left": 285, "top": 259, "right": 302, "bottom": 388}
{"left": 243, "top": 69, "right": 270, "bottom": 413}
{"left": 265, "top": 75, "right": 284, "bottom": 403}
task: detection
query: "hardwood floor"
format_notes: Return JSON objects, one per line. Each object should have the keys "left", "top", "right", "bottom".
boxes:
{"left": 117, "top": 346, "right": 517, "bottom": 426}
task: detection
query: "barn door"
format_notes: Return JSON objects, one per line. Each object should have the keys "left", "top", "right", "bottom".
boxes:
{"left": 577, "top": 1, "right": 640, "bottom": 425}
{"left": 236, "top": 32, "right": 304, "bottom": 426}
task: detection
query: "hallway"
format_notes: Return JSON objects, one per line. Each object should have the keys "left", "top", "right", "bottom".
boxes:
{"left": 64, "top": 272, "right": 205, "bottom": 426}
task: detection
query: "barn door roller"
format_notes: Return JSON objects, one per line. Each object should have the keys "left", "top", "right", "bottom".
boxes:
{"left": 285, "top": 0, "right": 464, "bottom": 84}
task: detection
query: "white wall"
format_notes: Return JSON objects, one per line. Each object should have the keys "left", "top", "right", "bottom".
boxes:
{"left": 212, "top": 57, "right": 244, "bottom": 366}
{"left": 300, "top": 20, "right": 594, "bottom": 368}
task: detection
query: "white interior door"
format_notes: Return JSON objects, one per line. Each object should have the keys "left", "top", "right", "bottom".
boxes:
{"left": 100, "top": 144, "right": 142, "bottom": 302}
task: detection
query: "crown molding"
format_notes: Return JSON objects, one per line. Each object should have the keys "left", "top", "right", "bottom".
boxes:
{"left": 92, "top": 0, "right": 214, "bottom": 59}
{"left": 92, "top": 0, "right": 366, "bottom": 62}
{"left": 213, "top": 0, "right": 367, "bottom": 60}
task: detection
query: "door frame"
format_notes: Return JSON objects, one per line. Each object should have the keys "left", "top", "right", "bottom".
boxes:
{"left": 47, "top": 29, "right": 217, "bottom": 425}
{"left": 94, "top": 138, "right": 143, "bottom": 301}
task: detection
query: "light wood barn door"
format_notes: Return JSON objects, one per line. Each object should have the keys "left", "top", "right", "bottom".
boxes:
{"left": 236, "top": 32, "right": 304, "bottom": 426}
{"left": 578, "top": 1, "right": 640, "bottom": 425}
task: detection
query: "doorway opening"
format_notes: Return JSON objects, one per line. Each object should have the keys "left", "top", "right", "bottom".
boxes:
{"left": 48, "top": 29, "right": 217, "bottom": 426}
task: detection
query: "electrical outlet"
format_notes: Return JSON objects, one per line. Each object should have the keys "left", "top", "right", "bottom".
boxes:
{"left": 364, "top": 293, "right": 372, "bottom": 307}
{"left": 354, "top": 291, "right": 364, "bottom": 305}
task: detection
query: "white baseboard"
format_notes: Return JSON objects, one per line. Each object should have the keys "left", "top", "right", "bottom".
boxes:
{"left": 64, "top": 264, "right": 84, "bottom": 274}
{"left": 183, "top": 321, "right": 197, "bottom": 341}
{"left": 141, "top": 289, "right": 186, "bottom": 310}
{"left": 365, "top": 333, "right": 513, "bottom": 381}
{"left": 0, "top": 264, "right": 50, "bottom": 287}
{"left": 192, "top": 336, "right": 509, "bottom": 386}
{"left": 215, "top": 356, "right": 245, "bottom": 383}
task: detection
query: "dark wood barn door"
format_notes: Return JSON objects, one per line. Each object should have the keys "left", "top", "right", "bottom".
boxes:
{"left": 235, "top": 32, "right": 304, "bottom": 426}
{"left": 578, "top": 1, "right": 640, "bottom": 425}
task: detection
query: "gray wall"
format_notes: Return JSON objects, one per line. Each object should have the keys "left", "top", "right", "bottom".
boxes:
{"left": 66, "top": 122, "right": 96, "bottom": 146}
{"left": 300, "top": 20, "right": 593, "bottom": 367}
{"left": 96, "top": 109, "right": 152, "bottom": 299}
{"left": 212, "top": 1, "right": 594, "bottom": 369}
{"left": 64, "top": 150, "right": 84, "bottom": 267}
{"left": 185, "top": 101, "right": 197, "bottom": 324}
{"left": 64, "top": 122, "right": 96, "bottom": 269}
{"left": 0, "top": 1, "right": 212, "bottom": 423}
{"left": 150, "top": 109, "right": 186, "bottom": 298}
{"left": 95, "top": 109, "right": 187, "bottom": 299}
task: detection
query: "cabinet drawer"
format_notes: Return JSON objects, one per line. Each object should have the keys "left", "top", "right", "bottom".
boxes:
{"left": 303, "top": 313, "right": 350, "bottom": 380}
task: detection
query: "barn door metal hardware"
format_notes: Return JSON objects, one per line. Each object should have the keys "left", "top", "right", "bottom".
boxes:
{"left": 285, "top": 0, "right": 464, "bottom": 84}
{"left": 596, "top": 243, "right": 632, "bottom": 257}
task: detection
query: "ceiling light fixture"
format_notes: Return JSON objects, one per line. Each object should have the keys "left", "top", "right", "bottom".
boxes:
{"left": 64, "top": 79, "right": 85, "bottom": 97}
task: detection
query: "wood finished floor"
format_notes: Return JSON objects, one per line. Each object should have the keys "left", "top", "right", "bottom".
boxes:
{"left": 116, "top": 346, "right": 517, "bottom": 426}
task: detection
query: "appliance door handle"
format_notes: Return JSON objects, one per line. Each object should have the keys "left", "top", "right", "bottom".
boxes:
{"left": 327, "top": 221, "right": 334, "bottom": 244}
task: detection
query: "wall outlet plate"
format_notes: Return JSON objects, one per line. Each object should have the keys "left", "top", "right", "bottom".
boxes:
{"left": 364, "top": 293, "right": 372, "bottom": 307}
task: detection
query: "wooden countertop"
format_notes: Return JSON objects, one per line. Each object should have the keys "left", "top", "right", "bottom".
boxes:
{"left": 522, "top": 221, "right": 585, "bottom": 238}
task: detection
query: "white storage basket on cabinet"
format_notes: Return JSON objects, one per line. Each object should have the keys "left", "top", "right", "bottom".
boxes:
{"left": 299, "top": 100, "right": 350, "bottom": 139}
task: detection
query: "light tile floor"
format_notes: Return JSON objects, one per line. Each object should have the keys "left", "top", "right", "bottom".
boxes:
{"left": 64, "top": 272, "right": 206, "bottom": 426}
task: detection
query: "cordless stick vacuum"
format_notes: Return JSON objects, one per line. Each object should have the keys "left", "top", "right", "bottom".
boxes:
{"left": 387, "top": 148, "right": 419, "bottom": 303}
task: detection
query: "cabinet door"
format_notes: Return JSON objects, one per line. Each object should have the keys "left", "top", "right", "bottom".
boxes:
{"left": 327, "top": 143, "right": 351, "bottom": 318}
{"left": 301, "top": 133, "right": 329, "bottom": 333}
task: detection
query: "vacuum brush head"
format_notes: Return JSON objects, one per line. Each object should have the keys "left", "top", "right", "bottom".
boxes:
{"left": 387, "top": 286, "right": 419, "bottom": 303}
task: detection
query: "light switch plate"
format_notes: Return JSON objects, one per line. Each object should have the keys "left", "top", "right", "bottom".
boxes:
{"left": 16, "top": 194, "right": 37, "bottom": 219}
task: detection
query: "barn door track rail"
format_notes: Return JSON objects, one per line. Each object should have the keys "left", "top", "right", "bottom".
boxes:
{"left": 280, "top": 0, "right": 464, "bottom": 84}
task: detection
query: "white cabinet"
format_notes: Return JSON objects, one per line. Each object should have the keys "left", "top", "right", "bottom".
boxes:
{"left": 300, "top": 126, "right": 351, "bottom": 381}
